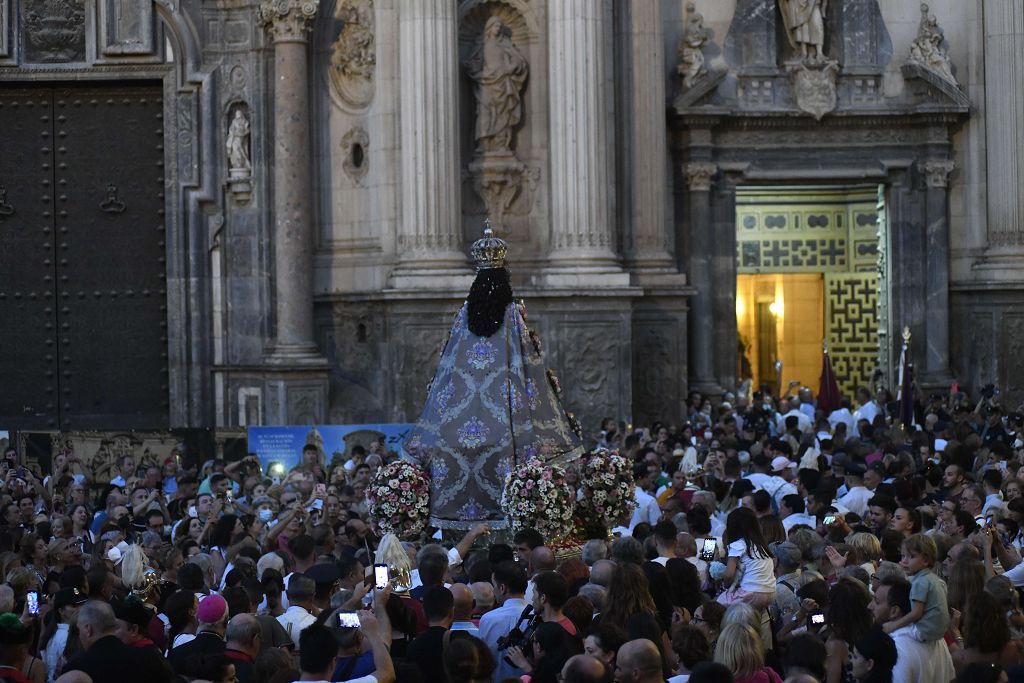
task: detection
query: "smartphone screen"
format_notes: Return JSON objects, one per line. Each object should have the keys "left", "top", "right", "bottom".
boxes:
{"left": 823, "top": 514, "right": 837, "bottom": 526}
{"left": 337, "top": 611, "right": 361, "bottom": 628}
{"left": 26, "top": 591, "right": 38, "bottom": 615}
{"left": 315, "top": 483, "right": 327, "bottom": 498}
{"left": 700, "top": 538, "right": 717, "bottom": 561}
{"left": 374, "top": 563, "right": 390, "bottom": 590}
{"left": 810, "top": 612, "right": 825, "bottom": 625}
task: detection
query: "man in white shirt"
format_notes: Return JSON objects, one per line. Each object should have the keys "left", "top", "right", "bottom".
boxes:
{"left": 853, "top": 387, "right": 879, "bottom": 436}
{"left": 478, "top": 561, "right": 531, "bottom": 682}
{"left": 779, "top": 494, "right": 818, "bottom": 532}
{"left": 651, "top": 521, "right": 679, "bottom": 565}
{"left": 628, "top": 464, "right": 660, "bottom": 530}
{"left": 836, "top": 457, "right": 873, "bottom": 518}
{"left": 869, "top": 577, "right": 954, "bottom": 683}
{"left": 828, "top": 399, "right": 856, "bottom": 433}
{"left": 276, "top": 574, "right": 317, "bottom": 646}
{"left": 982, "top": 469, "right": 1006, "bottom": 518}
{"left": 776, "top": 399, "right": 812, "bottom": 433}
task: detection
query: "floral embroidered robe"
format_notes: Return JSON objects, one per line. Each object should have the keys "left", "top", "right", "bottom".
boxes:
{"left": 402, "top": 302, "right": 583, "bottom": 530}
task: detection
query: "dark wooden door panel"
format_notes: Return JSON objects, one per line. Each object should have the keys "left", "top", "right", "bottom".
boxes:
{"left": 56, "top": 85, "right": 168, "bottom": 429}
{"left": 0, "top": 89, "right": 59, "bottom": 428}
{"left": 0, "top": 83, "right": 169, "bottom": 430}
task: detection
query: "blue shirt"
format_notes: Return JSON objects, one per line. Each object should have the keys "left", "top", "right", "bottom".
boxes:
{"left": 478, "top": 598, "right": 529, "bottom": 682}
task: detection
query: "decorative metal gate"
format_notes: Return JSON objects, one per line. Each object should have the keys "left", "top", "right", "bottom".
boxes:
{"left": 0, "top": 83, "right": 169, "bottom": 430}
{"left": 736, "top": 186, "right": 885, "bottom": 399}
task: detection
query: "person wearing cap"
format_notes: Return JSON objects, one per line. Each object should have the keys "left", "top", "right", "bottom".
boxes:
{"left": 111, "top": 597, "right": 174, "bottom": 681}
{"left": 42, "top": 588, "right": 86, "bottom": 682}
{"left": 0, "top": 612, "right": 34, "bottom": 683}
{"left": 305, "top": 563, "right": 342, "bottom": 612}
{"left": 168, "top": 594, "right": 228, "bottom": 677}
{"left": 769, "top": 541, "right": 803, "bottom": 629}
{"left": 763, "top": 454, "right": 799, "bottom": 509}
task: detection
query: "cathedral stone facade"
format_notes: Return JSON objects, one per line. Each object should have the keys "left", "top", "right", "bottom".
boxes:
{"left": 0, "top": 0, "right": 1021, "bottom": 431}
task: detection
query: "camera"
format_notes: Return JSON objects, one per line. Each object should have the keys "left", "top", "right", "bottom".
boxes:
{"left": 497, "top": 605, "right": 540, "bottom": 664}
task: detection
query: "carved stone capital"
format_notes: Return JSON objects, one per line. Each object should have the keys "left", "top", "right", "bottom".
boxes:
{"left": 685, "top": 162, "right": 718, "bottom": 191}
{"left": 919, "top": 159, "right": 955, "bottom": 188}
{"left": 257, "top": 0, "right": 319, "bottom": 43}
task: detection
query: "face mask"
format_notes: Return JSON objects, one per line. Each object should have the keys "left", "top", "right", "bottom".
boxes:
{"left": 258, "top": 508, "right": 273, "bottom": 523}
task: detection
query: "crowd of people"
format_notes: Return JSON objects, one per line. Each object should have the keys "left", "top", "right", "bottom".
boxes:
{"left": 0, "top": 382, "right": 1022, "bottom": 683}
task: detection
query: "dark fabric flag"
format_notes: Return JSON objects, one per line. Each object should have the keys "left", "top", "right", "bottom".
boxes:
{"left": 818, "top": 342, "right": 841, "bottom": 414}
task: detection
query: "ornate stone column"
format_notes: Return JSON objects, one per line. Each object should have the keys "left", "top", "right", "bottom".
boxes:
{"left": 390, "top": 0, "right": 469, "bottom": 287}
{"left": 546, "top": 0, "right": 623, "bottom": 276}
{"left": 919, "top": 158, "right": 955, "bottom": 385}
{"left": 686, "top": 161, "right": 720, "bottom": 394}
{"left": 258, "top": 0, "right": 320, "bottom": 359}
{"left": 620, "top": 0, "right": 674, "bottom": 271}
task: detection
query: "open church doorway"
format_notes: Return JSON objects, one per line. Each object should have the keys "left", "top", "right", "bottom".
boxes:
{"left": 735, "top": 185, "right": 890, "bottom": 401}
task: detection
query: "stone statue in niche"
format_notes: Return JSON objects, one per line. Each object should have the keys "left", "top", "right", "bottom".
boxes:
{"left": 908, "top": 3, "right": 956, "bottom": 86}
{"left": 226, "top": 109, "right": 252, "bottom": 203}
{"left": 227, "top": 110, "right": 252, "bottom": 175}
{"left": 678, "top": 2, "right": 711, "bottom": 89}
{"left": 465, "top": 16, "right": 529, "bottom": 154}
{"left": 778, "top": 0, "right": 827, "bottom": 64}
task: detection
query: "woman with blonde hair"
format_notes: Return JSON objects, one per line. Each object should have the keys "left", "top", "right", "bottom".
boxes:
{"left": 713, "top": 622, "right": 782, "bottom": 683}
{"left": 844, "top": 532, "right": 882, "bottom": 574}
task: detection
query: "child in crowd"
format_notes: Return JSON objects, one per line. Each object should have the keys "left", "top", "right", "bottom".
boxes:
{"left": 882, "top": 533, "right": 950, "bottom": 641}
{"left": 718, "top": 507, "right": 776, "bottom": 609}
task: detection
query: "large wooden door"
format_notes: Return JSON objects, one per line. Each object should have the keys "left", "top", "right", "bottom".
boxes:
{"left": 0, "top": 83, "right": 168, "bottom": 430}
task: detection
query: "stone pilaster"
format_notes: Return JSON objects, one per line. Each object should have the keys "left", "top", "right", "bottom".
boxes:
{"left": 919, "top": 158, "right": 955, "bottom": 386}
{"left": 255, "top": 0, "right": 328, "bottom": 423}
{"left": 257, "top": 0, "right": 320, "bottom": 359}
{"left": 390, "top": 0, "right": 469, "bottom": 288}
{"left": 983, "top": 0, "right": 1024, "bottom": 249}
{"left": 685, "top": 161, "right": 720, "bottom": 395}
{"left": 620, "top": 0, "right": 674, "bottom": 272}
{"left": 546, "top": 0, "right": 624, "bottom": 281}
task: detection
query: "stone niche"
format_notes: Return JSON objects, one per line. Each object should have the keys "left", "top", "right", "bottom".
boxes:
{"left": 457, "top": 0, "right": 548, "bottom": 266}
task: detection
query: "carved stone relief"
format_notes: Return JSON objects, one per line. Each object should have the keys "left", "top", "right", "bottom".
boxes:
{"left": 907, "top": 3, "right": 957, "bottom": 86}
{"left": 788, "top": 61, "right": 838, "bottom": 120}
{"left": 633, "top": 324, "right": 678, "bottom": 425}
{"left": 101, "top": 0, "right": 155, "bottom": 56}
{"left": 558, "top": 324, "right": 620, "bottom": 430}
{"left": 919, "top": 159, "right": 955, "bottom": 189}
{"left": 685, "top": 162, "right": 718, "bottom": 191}
{"left": 329, "top": 0, "right": 375, "bottom": 109}
{"left": 340, "top": 127, "right": 369, "bottom": 184}
{"left": 678, "top": 2, "right": 711, "bottom": 89}
{"left": 322, "top": 306, "right": 386, "bottom": 423}
{"left": 23, "top": 0, "right": 86, "bottom": 63}
{"left": 394, "top": 324, "right": 452, "bottom": 422}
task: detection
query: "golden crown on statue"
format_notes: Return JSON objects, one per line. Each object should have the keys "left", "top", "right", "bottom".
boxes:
{"left": 470, "top": 218, "right": 508, "bottom": 271}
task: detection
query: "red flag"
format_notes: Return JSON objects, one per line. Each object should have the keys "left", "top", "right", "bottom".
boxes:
{"left": 818, "top": 341, "right": 841, "bottom": 414}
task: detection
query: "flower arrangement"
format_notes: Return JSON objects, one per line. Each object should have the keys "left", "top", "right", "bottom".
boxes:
{"left": 501, "top": 458, "right": 576, "bottom": 540}
{"left": 366, "top": 460, "right": 431, "bottom": 540}
{"left": 576, "top": 449, "right": 637, "bottom": 530}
